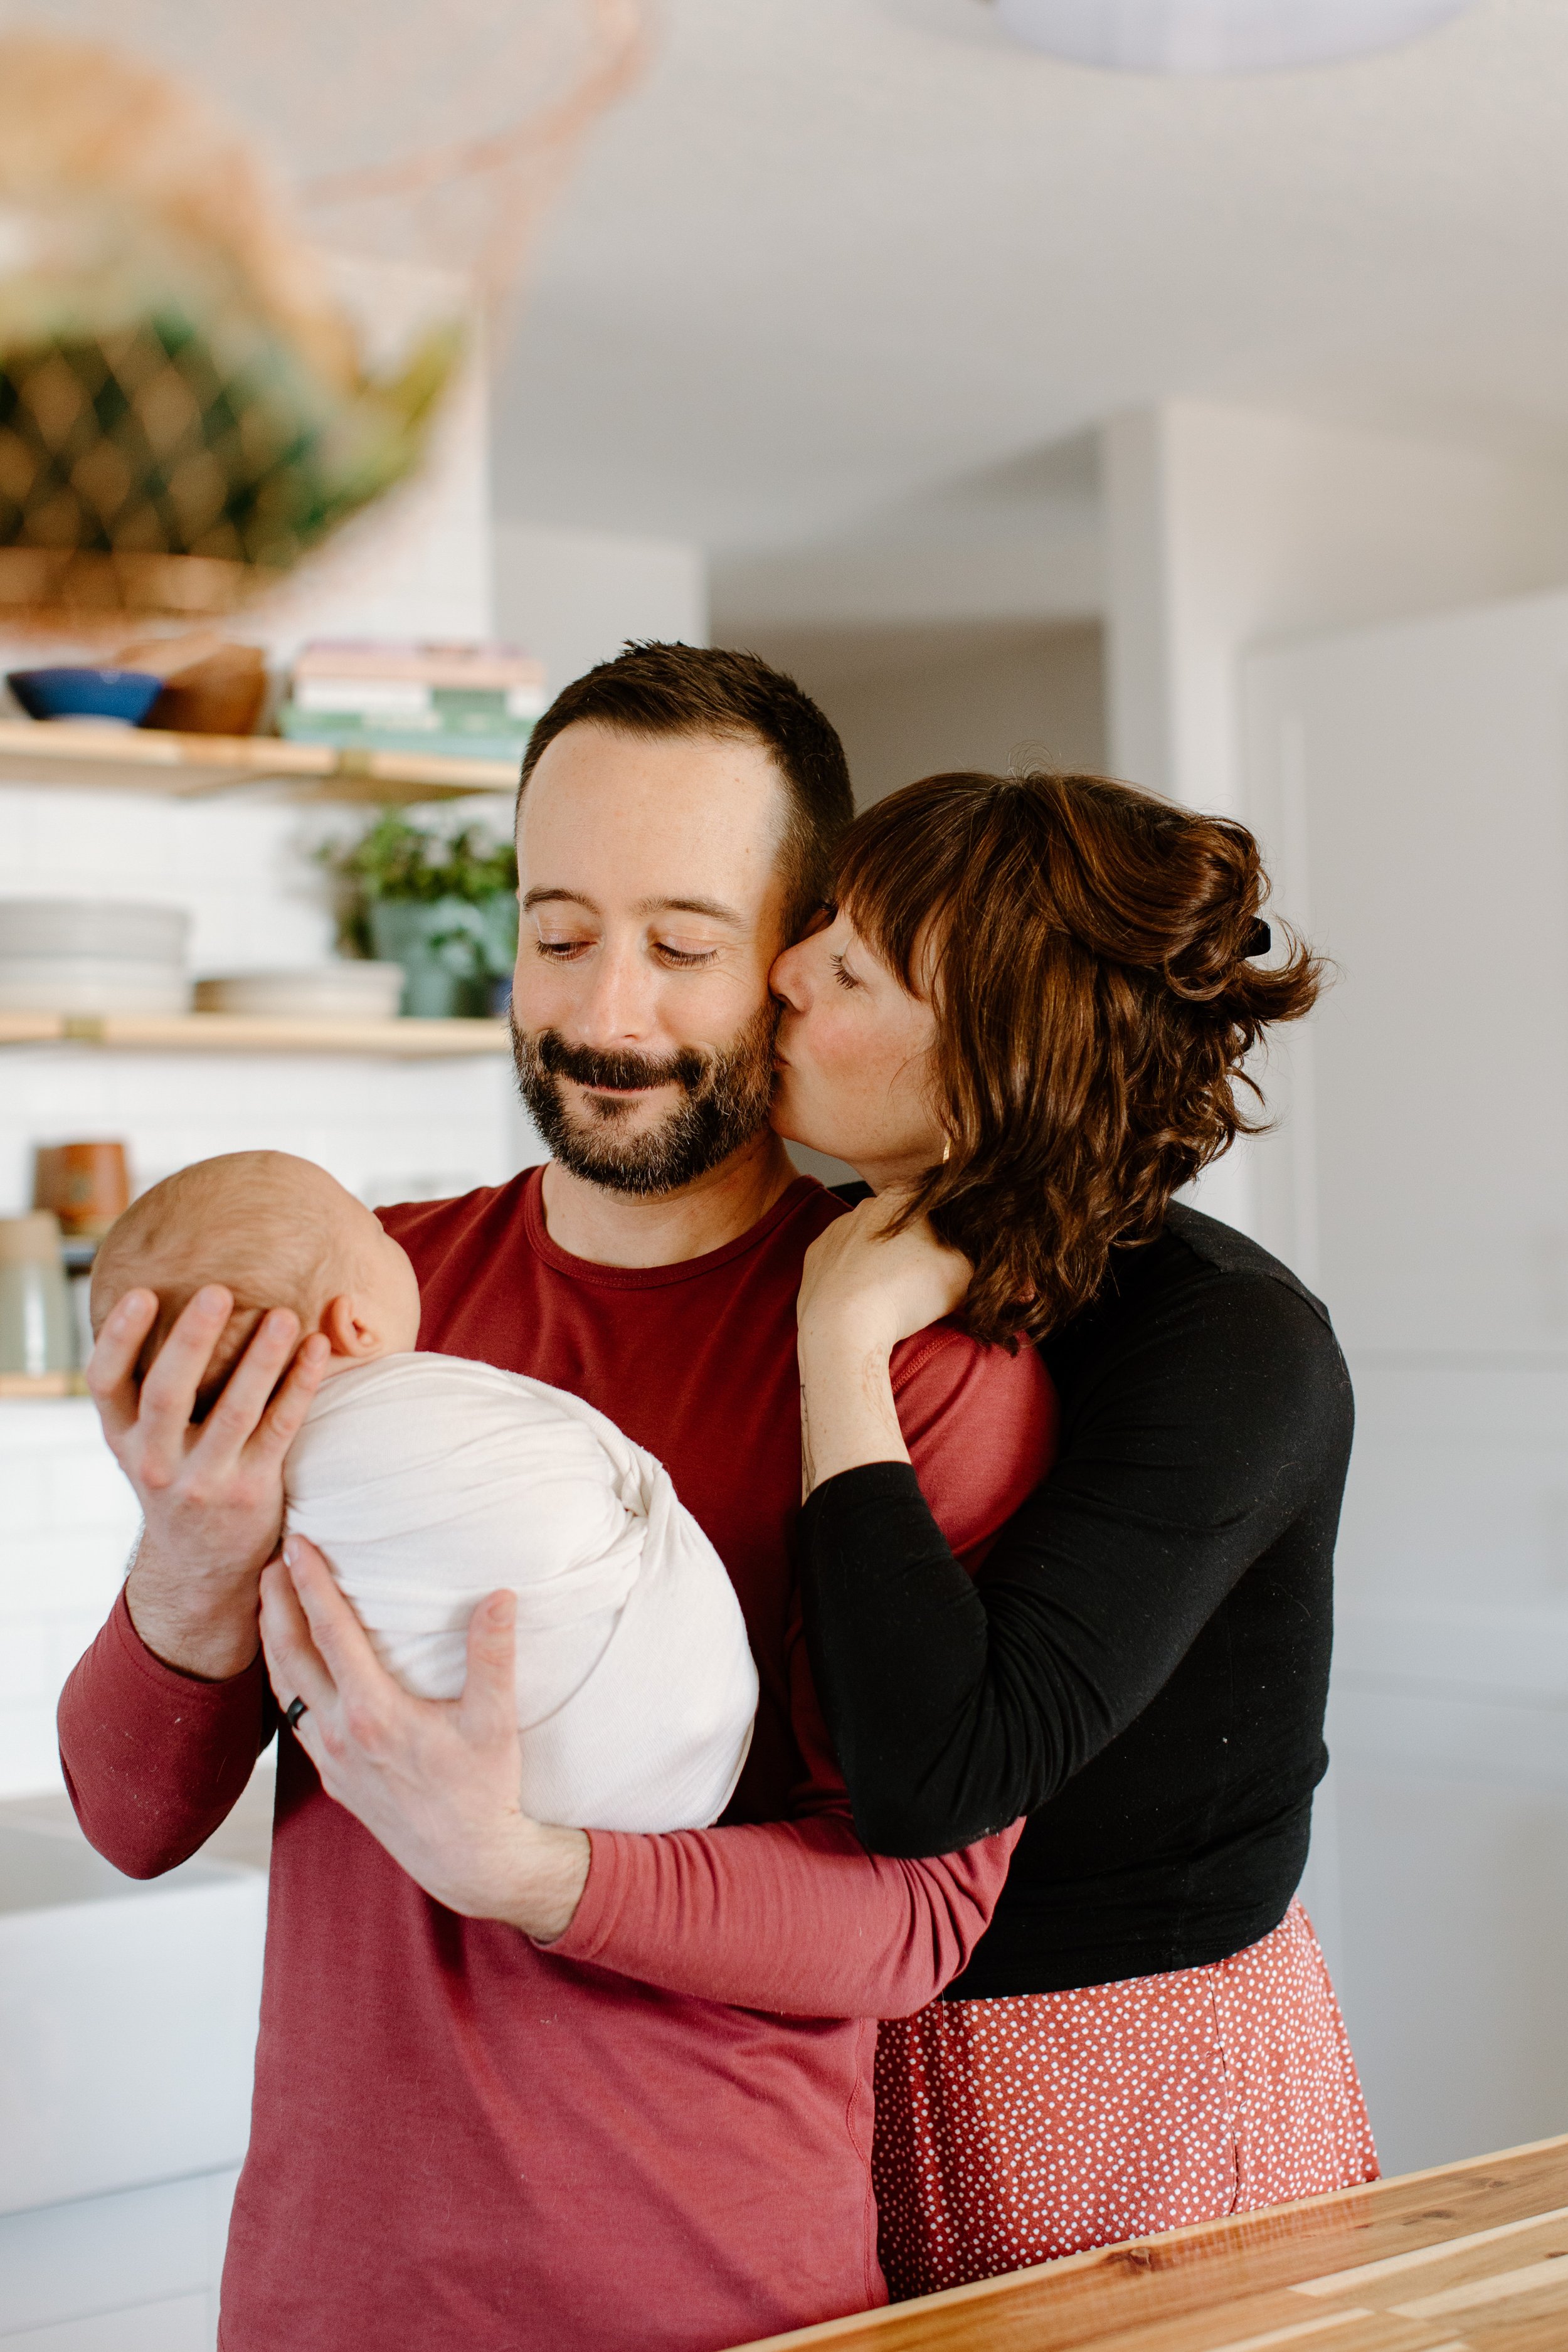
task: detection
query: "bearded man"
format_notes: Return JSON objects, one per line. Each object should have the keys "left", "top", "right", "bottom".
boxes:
{"left": 60, "top": 644, "right": 1050, "bottom": 2352}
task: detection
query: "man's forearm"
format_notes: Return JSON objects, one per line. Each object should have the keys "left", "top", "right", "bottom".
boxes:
{"left": 548, "top": 1813, "right": 1020, "bottom": 2016}
{"left": 125, "top": 1525, "right": 266, "bottom": 1682}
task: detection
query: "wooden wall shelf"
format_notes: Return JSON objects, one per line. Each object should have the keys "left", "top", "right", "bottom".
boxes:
{"left": 0, "top": 721, "right": 517, "bottom": 804}
{"left": 0, "top": 1372, "right": 87, "bottom": 1399}
{"left": 0, "top": 1012, "right": 511, "bottom": 1057}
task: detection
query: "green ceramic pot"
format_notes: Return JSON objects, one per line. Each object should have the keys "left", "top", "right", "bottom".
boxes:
{"left": 368, "top": 893, "right": 518, "bottom": 1019}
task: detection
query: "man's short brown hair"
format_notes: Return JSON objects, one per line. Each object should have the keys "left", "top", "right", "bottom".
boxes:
{"left": 517, "top": 641, "right": 854, "bottom": 936}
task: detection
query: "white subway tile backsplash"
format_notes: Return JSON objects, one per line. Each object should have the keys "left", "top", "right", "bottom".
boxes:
{"left": 0, "top": 1707, "right": 65, "bottom": 1796}
{"left": 0, "top": 1401, "right": 138, "bottom": 1790}
{"left": 0, "top": 1537, "right": 128, "bottom": 1626}
{"left": 0, "top": 1624, "right": 50, "bottom": 1708}
{"left": 41, "top": 1452, "right": 135, "bottom": 1531}
{"left": 0, "top": 1460, "right": 46, "bottom": 1539}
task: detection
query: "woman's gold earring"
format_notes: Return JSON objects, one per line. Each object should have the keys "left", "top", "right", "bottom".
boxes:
{"left": 941, "top": 1137, "right": 952, "bottom": 1164}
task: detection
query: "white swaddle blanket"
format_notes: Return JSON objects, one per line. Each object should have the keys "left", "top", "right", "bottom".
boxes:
{"left": 283, "top": 1353, "right": 758, "bottom": 1833}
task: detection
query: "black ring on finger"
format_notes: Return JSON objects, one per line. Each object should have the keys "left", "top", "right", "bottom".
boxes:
{"left": 284, "top": 1696, "right": 309, "bottom": 1730}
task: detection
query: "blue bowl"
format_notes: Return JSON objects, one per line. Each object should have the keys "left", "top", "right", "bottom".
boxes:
{"left": 6, "top": 667, "right": 164, "bottom": 726}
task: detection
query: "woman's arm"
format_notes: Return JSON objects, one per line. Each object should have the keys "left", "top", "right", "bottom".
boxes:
{"left": 795, "top": 1193, "right": 972, "bottom": 1493}
{"left": 800, "top": 1263, "right": 1353, "bottom": 1858}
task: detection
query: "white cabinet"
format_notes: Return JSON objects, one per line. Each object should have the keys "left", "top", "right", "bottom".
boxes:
{"left": 0, "top": 1814, "right": 265, "bottom": 2351}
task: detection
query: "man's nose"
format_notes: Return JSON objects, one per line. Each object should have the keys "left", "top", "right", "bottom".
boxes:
{"left": 573, "top": 938, "right": 655, "bottom": 1044}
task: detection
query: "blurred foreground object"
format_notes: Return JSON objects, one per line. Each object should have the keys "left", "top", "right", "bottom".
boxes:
{"left": 0, "top": 6, "right": 647, "bottom": 622}
{"left": 0, "top": 33, "right": 459, "bottom": 619}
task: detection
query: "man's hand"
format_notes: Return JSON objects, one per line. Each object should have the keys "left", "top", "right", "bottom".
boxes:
{"left": 259, "top": 1536, "right": 591, "bottom": 1941}
{"left": 87, "top": 1285, "right": 331, "bottom": 1680}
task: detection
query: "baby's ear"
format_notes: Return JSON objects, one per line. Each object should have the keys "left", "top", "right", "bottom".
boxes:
{"left": 319, "top": 1293, "right": 375, "bottom": 1359}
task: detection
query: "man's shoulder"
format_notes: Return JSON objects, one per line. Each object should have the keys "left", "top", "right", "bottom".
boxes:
{"left": 377, "top": 1168, "right": 541, "bottom": 1276}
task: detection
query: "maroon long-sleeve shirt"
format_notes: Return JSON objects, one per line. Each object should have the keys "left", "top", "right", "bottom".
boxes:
{"left": 58, "top": 1172, "right": 1055, "bottom": 2352}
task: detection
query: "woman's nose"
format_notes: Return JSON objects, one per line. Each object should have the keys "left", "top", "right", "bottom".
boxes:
{"left": 769, "top": 940, "right": 808, "bottom": 1010}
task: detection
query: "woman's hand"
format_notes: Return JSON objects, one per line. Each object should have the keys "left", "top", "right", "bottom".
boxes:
{"left": 797, "top": 1194, "right": 972, "bottom": 1357}
{"left": 795, "top": 1195, "right": 973, "bottom": 1496}
{"left": 260, "top": 1536, "right": 590, "bottom": 1941}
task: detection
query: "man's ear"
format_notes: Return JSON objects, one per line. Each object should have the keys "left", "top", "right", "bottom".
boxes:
{"left": 319, "top": 1293, "right": 378, "bottom": 1360}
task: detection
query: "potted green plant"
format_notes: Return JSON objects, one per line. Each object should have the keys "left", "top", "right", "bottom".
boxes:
{"left": 322, "top": 811, "right": 519, "bottom": 1019}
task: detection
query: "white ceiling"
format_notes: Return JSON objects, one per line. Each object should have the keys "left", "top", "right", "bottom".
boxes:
{"left": 489, "top": 0, "right": 1568, "bottom": 575}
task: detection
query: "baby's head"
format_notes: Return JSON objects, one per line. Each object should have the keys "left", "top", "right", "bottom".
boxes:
{"left": 90, "top": 1151, "right": 421, "bottom": 1410}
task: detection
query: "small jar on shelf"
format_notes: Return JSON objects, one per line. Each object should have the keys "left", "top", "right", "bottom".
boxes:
{"left": 0, "top": 1211, "right": 76, "bottom": 1389}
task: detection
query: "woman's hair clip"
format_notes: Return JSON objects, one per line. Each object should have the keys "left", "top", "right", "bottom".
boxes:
{"left": 1243, "top": 919, "right": 1272, "bottom": 958}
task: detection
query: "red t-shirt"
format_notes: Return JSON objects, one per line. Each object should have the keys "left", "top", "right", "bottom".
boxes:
{"left": 59, "top": 1171, "right": 1056, "bottom": 2352}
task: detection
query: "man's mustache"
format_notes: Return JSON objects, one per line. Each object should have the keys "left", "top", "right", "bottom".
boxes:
{"left": 524, "top": 1026, "right": 711, "bottom": 1098}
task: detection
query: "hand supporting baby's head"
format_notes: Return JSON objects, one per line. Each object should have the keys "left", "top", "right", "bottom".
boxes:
{"left": 90, "top": 1150, "right": 422, "bottom": 1412}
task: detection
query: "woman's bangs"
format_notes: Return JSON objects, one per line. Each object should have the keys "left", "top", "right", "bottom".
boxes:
{"left": 836, "top": 839, "right": 960, "bottom": 999}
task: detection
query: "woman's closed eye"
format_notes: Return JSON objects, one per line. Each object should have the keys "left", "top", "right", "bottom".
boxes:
{"left": 830, "top": 951, "right": 862, "bottom": 992}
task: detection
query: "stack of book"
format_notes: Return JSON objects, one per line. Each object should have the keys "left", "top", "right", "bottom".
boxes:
{"left": 279, "top": 641, "right": 548, "bottom": 761}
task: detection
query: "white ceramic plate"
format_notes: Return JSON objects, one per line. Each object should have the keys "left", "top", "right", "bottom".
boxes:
{"left": 0, "top": 899, "right": 191, "bottom": 963}
{"left": 0, "top": 958, "right": 191, "bottom": 1014}
{"left": 193, "top": 964, "right": 406, "bottom": 1020}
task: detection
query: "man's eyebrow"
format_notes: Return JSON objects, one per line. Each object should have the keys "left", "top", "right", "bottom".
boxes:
{"left": 631, "top": 896, "right": 744, "bottom": 926}
{"left": 522, "top": 887, "right": 600, "bottom": 914}
{"left": 520, "top": 889, "right": 742, "bottom": 926}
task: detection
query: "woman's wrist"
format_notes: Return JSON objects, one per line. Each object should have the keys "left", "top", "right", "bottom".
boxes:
{"left": 797, "top": 1326, "right": 911, "bottom": 1495}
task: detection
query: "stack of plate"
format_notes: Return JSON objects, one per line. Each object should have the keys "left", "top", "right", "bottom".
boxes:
{"left": 193, "top": 964, "right": 406, "bottom": 1020}
{"left": 0, "top": 900, "right": 192, "bottom": 1014}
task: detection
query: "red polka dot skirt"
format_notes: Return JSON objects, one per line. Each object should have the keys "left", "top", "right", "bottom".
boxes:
{"left": 872, "top": 1900, "right": 1378, "bottom": 2301}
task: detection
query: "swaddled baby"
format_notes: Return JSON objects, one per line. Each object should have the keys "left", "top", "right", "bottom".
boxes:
{"left": 90, "top": 1151, "right": 758, "bottom": 1832}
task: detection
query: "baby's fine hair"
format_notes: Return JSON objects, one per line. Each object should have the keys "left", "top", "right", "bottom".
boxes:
{"left": 91, "top": 1150, "right": 351, "bottom": 1407}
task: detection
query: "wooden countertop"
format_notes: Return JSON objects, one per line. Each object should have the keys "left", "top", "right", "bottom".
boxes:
{"left": 735, "top": 2133, "right": 1568, "bottom": 2352}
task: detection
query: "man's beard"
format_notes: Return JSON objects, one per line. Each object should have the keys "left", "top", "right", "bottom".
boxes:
{"left": 511, "top": 1000, "right": 779, "bottom": 1197}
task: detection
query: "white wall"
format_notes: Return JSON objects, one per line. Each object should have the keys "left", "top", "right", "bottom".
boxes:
{"left": 492, "top": 521, "right": 707, "bottom": 694}
{"left": 1244, "top": 589, "right": 1568, "bottom": 2174}
{"left": 1103, "top": 403, "right": 1568, "bottom": 820}
{"left": 1101, "top": 403, "right": 1568, "bottom": 1234}
{"left": 748, "top": 621, "right": 1106, "bottom": 810}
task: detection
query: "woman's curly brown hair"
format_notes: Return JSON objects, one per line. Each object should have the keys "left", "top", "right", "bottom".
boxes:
{"left": 834, "top": 769, "right": 1326, "bottom": 1348}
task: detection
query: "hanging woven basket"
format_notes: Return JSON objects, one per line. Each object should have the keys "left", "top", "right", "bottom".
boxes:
{"left": 0, "top": 7, "right": 644, "bottom": 621}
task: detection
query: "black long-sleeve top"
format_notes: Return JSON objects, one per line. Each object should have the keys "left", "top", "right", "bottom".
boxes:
{"left": 800, "top": 1204, "right": 1353, "bottom": 1999}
